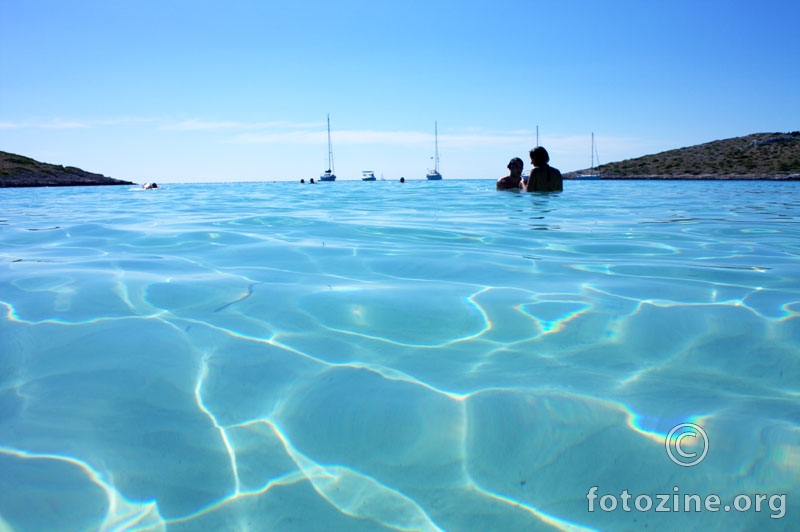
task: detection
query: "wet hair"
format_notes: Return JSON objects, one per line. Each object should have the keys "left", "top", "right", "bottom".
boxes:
{"left": 507, "top": 157, "right": 523, "bottom": 168}
{"left": 529, "top": 146, "right": 550, "bottom": 166}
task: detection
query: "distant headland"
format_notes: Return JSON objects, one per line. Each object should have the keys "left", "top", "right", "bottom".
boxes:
{"left": 565, "top": 132, "right": 800, "bottom": 180}
{"left": 0, "top": 151, "right": 135, "bottom": 188}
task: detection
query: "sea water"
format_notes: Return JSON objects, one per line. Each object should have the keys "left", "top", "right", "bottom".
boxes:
{"left": 0, "top": 180, "right": 798, "bottom": 531}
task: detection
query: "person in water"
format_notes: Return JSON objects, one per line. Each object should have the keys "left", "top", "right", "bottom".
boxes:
{"left": 525, "top": 146, "right": 562, "bottom": 192}
{"left": 496, "top": 157, "right": 524, "bottom": 190}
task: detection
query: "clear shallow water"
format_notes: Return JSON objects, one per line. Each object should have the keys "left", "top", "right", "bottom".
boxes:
{"left": 1, "top": 180, "right": 798, "bottom": 531}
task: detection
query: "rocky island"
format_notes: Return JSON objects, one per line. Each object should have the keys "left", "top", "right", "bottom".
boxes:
{"left": 565, "top": 132, "right": 800, "bottom": 180}
{"left": 0, "top": 151, "right": 135, "bottom": 188}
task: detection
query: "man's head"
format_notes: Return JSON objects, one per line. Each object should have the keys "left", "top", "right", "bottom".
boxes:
{"left": 507, "top": 157, "right": 524, "bottom": 175}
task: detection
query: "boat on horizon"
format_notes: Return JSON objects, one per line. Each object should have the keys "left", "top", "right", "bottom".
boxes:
{"left": 576, "top": 132, "right": 602, "bottom": 180}
{"left": 361, "top": 170, "right": 376, "bottom": 181}
{"left": 426, "top": 121, "right": 442, "bottom": 180}
{"left": 319, "top": 114, "right": 336, "bottom": 182}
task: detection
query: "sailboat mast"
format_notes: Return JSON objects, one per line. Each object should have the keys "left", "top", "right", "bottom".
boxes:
{"left": 327, "top": 114, "right": 334, "bottom": 173}
{"left": 590, "top": 132, "right": 594, "bottom": 173}
{"left": 434, "top": 121, "right": 439, "bottom": 172}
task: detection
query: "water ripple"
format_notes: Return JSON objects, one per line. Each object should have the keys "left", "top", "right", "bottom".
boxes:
{"left": 1, "top": 181, "right": 798, "bottom": 530}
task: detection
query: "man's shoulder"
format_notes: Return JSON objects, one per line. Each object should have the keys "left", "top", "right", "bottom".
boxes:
{"left": 496, "top": 176, "right": 520, "bottom": 190}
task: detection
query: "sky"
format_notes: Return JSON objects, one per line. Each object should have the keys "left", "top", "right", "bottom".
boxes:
{"left": 1, "top": 0, "right": 799, "bottom": 183}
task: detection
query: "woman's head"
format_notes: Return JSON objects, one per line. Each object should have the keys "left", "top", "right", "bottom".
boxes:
{"left": 529, "top": 146, "right": 550, "bottom": 166}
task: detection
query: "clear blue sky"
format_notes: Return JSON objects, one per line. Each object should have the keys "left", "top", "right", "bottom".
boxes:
{"left": 2, "top": 0, "right": 798, "bottom": 182}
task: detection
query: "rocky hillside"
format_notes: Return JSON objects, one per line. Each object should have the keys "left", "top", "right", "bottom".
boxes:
{"left": 0, "top": 151, "right": 135, "bottom": 187}
{"left": 565, "top": 132, "right": 800, "bottom": 179}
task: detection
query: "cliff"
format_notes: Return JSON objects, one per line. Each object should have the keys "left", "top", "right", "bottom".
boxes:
{"left": 564, "top": 132, "right": 800, "bottom": 180}
{"left": 0, "top": 151, "right": 135, "bottom": 187}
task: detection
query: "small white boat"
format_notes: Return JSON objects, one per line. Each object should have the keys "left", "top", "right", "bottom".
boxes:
{"left": 361, "top": 170, "right": 376, "bottom": 181}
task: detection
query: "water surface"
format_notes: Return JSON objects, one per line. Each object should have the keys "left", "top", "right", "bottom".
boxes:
{"left": 1, "top": 180, "right": 798, "bottom": 531}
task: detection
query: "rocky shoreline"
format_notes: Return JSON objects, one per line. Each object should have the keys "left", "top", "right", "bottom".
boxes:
{"left": 0, "top": 151, "right": 135, "bottom": 188}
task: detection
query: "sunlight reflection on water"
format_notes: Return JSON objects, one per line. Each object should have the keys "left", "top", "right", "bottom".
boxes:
{"left": 1, "top": 180, "right": 798, "bottom": 530}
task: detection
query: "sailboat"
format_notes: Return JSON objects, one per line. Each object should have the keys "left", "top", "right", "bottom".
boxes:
{"left": 426, "top": 121, "right": 442, "bottom": 180}
{"left": 576, "top": 133, "right": 602, "bottom": 180}
{"left": 319, "top": 114, "right": 336, "bottom": 182}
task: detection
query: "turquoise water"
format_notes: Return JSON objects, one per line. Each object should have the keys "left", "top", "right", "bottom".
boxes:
{"left": 1, "top": 180, "right": 798, "bottom": 531}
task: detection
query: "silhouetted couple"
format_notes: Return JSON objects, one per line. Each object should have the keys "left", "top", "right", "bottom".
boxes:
{"left": 496, "top": 147, "right": 562, "bottom": 192}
